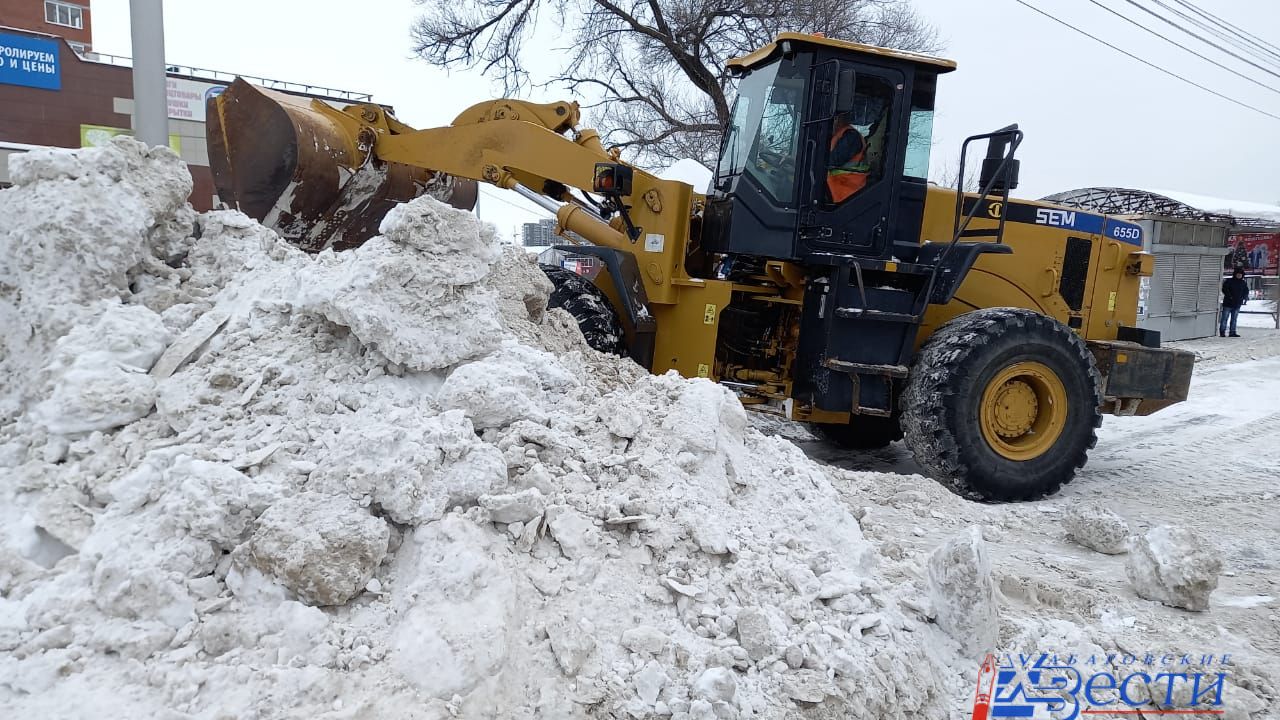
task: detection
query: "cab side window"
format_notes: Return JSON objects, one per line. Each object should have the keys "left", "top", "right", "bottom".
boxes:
{"left": 825, "top": 76, "right": 894, "bottom": 205}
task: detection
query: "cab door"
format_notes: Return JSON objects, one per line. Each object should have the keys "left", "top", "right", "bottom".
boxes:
{"left": 797, "top": 63, "right": 907, "bottom": 261}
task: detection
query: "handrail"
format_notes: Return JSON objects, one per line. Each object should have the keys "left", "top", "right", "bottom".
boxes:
{"left": 81, "top": 51, "right": 373, "bottom": 103}
{"left": 919, "top": 125, "right": 1024, "bottom": 308}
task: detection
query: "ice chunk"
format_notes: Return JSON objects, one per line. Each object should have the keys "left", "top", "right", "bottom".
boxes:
{"left": 633, "top": 660, "right": 666, "bottom": 705}
{"left": 1126, "top": 525, "right": 1222, "bottom": 611}
{"left": 692, "top": 667, "right": 737, "bottom": 703}
{"left": 479, "top": 487, "right": 547, "bottom": 524}
{"left": 1063, "top": 502, "right": 1130, "bottom": 554}
{"left": 248, "top": 492, "right": 389, "bottom": 606}
{"left": 389, "top": 517, "right": 516, "bottom": 698}
{"left": 620, "top": 625, "right": 669, "bottom": 655}
{"left": 926, "top": 526, "right": 998, "bottom": 657}
{"left": 735, "top": 606, "right": 781, "bottom": 661}
{"left": 438, "top": 354, "right": 547, "bottom": 428}
{"left": 547, "top": 615, "right": 597, "bottom": 676}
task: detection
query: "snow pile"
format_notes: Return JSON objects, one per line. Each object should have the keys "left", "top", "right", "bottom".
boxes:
{"left": 0, "top": 137, "right": 192, "bottom": 424}
{"left": 0, "top": 139, "right": 972, "bottom": 718}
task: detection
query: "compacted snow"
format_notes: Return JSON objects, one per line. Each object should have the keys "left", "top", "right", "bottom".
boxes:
{"left": 1, "top": 139, "right": 1276, "bottom": 718}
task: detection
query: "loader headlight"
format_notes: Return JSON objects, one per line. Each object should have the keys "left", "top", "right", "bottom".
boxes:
{"left": 593, "top": 163, "right": 633, "bottom": 196}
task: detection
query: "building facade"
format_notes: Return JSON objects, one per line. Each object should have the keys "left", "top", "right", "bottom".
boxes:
{"left": 1130, "top": 217, "right": 1229, "bottom": 341}
{"left": 1, "top": 14, "right": 373, "bottom": 212}
{"left": 521, "top": 219, "right": 558, "bottom": 247}
{"left": 2, "top": 0, "right": 93, "bottom": 52}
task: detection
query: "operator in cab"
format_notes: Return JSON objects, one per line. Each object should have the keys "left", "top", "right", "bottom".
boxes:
{"left": 827, "top": 113, "right": 872, "bottom": 203}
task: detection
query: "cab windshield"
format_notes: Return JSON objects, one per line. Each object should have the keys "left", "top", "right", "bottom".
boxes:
{"left": 714, "top": 60, "right": 807, "bottom": 205}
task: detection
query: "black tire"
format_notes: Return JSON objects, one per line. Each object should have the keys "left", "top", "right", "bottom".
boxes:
{"left": 540, "top": 264, "right": 626, "bottom": 355}
{"left": 900, "top": 308, "right": 1103, "bottom": 501}
{"left": 811, "top": 415, "right": 904, "bottom": 450}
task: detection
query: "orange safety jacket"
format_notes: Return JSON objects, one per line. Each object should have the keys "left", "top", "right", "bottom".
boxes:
{"left": 827, "top": 124, "right": 870, "bottom": 203}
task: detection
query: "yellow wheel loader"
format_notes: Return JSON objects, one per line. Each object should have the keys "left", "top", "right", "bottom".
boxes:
{"left": 206, "top": 32, "right": 1193, "bottom": 500}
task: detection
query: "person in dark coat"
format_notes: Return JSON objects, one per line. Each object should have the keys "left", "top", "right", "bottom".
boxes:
{"left": 1220, "top": 268, "right": 1249, "bottom": 337}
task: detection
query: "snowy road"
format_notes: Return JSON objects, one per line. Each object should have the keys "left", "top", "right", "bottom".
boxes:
{"left": 760, "top": 323, "right": 1280, "bottom": 702}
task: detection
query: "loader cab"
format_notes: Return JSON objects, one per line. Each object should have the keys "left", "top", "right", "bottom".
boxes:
{"left": 702, "top": 33, "right": 955, "bottom": 269}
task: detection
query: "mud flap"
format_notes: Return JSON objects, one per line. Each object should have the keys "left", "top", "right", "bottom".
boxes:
{"left": 1087, "top": 340, "right": 1194, "bottom": 416}
{"left": 553, "top": 245, "right": 656, "bottom": 369}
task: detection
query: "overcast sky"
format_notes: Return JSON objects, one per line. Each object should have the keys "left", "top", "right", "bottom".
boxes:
{"left": 90, "top": 0, "right": 1280, "bottom": 240}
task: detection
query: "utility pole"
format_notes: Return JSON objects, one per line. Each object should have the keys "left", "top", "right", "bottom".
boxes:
{"left": 129, "top": 0, "right": 168, "bottom": 147}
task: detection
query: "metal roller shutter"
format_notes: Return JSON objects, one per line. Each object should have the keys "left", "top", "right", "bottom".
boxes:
{"left": 1198, "top": 255, "right": 1222, "bottom": 311}
{"left": 1172, "top": 254, "right": 1200, "bottom": 313}
{"left": 1151, "top": 253, "right": 1177, "bottom": 316}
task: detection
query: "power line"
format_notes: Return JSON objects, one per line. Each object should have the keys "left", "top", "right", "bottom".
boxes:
{"left": 478, "top": 185, "right": 548, "bottom": 217}
{"left": 1118, "top": 0, "right": 1280, "bottom": 81}
{"left": 1155, "top": 0, "right": 1280, "bottom": 66}
{"left": 1013, "top": 0, "right": 1280, "bottom": 122}
{"left": 1167, "top": 0, "right": 1280, "bottom": 66}
{"left": 1157, "top": 0, "right": 1280, "bottom": 62}
{"left": 1081, "top": 0, "right": 1280, "bottom": 98}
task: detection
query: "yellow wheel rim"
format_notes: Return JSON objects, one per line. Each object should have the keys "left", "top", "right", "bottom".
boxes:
{"left": 979, "top": 361, "right": 1068, "bottom": 461}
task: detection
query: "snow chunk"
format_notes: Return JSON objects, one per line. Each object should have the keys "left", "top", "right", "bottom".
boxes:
{"left": 377, "top": 195, "right": 500, "bottom": 284}
{"left": 633, "top": 660, "right": 666, "bottom": 705}
{"left": 438, "top": 353, "right": 547, "bottom": 428}
{"left": 783, "top": 669, "right": 835, "bottom": 703}
{"left": 1063, "top": 501, "right": 1130, "bottom": 554}
{"left": 248, "top": 492, "right": 389, "bottom": 606}
{"left": 284, "top": 196, "right": 511, "bottom": 372}
{"left": 735, "top": 606, "right": 782, "bottom": 661}
{"left": 291, "top": 236, "right": 503, "bottom": 371}
{"left": 546, "top": 505, "right": 608, "bottom": 560}
{"left": 478, "top": 487, "right": 546, "bottom": 524}
{"left": 693, "top": 666, "right": 737, "bottom": 703}
{"left": 390, "top": 516, "right": 516, "bottom": 697}
{"left": 0, "top": 137, "right": 189, "bottom": 419}
{"left": 35, "top": 362, "right": 157, "bottom": 435}
{"left": 32, "top": 303, "right": 171, "bottom": 434}
{"left": 620, "top": 625, "right": 669, "bottom": 656}
{"left": 309, "top": 409, "right": 506, "bottom": 526}
{"left": 547, "top": 615, "right": 598, "bottom": 676}
{"left": 1126, "top": 525, "right": 1222, "bottom": 611}
{"left": 9, "top": 136, "right": 191, "bottom": 218}
{"left": 927, "top": 526, "right": 998, "bottom": 657}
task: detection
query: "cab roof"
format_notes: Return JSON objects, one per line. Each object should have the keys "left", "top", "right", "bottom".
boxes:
{"left": 727, "top": 32, "right": 957, "bottom": 74}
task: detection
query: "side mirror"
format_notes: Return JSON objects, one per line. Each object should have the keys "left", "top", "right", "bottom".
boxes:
{"left": 979, "top": 128, "right": 1020, "bottom": 192}
{"left": 835, "top": 68, "right": 856, "bottom": 115}
{"left": 593, "top": 163, "right": 633, "bottom": 196}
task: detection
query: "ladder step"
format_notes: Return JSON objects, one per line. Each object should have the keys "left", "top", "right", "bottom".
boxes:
{"left": 834, "top": 307, "right": 919, "bottom": 323}
{"left": 824, "top": 359, "right": 910, "bottom": 377}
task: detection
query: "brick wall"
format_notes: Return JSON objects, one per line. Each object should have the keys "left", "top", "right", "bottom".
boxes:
{"left": 0, "top": 0, "right": 93, "bottom": 49}
{"left": 0, "top": 37, "right": 129, "bottom": 147}
{"left": 2, "top": 25, "right": 365, "bottom": 212}
{"left": 0, "top": 30, "right": 217, "bottom": 209}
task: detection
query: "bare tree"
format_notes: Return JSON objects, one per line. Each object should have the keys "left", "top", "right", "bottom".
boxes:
{"left": 931, "top": 158, "right": 979, "bottom": 192}
{"left": 412, "top": 0, "right": 939, "bottom": 167}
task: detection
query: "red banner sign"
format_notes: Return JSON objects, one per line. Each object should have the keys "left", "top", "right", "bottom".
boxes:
{"left": 1227, "top": 233, "right": 1280, "bottom": 275}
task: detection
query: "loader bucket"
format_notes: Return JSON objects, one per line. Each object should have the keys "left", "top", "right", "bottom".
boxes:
{"left": 206, "top": 78, "right": 477, "bottom": 252}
